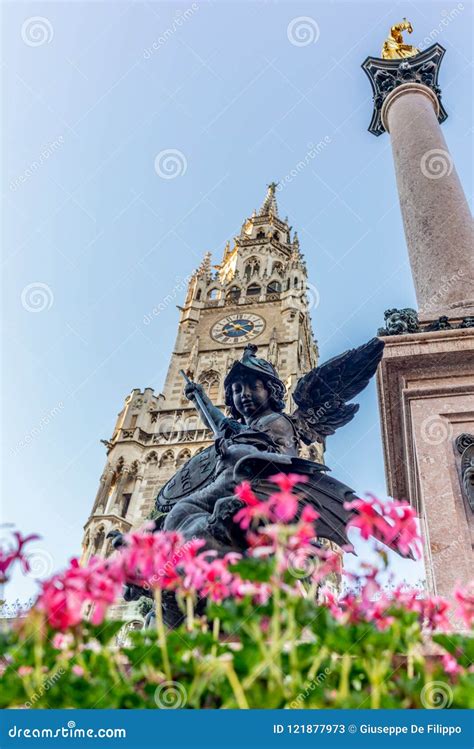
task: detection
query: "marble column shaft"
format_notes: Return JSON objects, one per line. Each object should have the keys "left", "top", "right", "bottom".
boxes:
{"left": 381, "top": 82, "right": 474, "bottom": 319}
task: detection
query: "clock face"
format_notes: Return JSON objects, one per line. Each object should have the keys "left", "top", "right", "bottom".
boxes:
{"left": 211, "top": 313, "right": 265, "bottom": 343}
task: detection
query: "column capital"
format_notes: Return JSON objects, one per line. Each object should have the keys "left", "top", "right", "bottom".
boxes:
{"left": 361, "top": 43, "right": 447, "bottom": 136}
{"left": 381, "top": 82, "right": 439, "bottom": 132}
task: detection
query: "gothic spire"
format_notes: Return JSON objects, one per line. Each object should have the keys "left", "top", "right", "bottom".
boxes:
{"left": 258, "top": 182, "right": 279, "bottom": 217}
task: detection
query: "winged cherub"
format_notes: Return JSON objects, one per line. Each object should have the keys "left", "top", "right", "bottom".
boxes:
{"left": 158, "top": 339, "right": 388, "bottom": 553}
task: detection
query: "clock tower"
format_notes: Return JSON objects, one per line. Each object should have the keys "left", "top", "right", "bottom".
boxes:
{"left": 81, "top": 184, "right": 321, "bottom": 601}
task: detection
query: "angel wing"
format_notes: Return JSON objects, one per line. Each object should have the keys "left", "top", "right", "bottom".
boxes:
{"left": 291, "top": 338, "right": 385, "bottom": 443}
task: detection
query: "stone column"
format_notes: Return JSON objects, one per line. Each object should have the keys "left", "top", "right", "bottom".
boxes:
{"left": 364, "top": 44, "right": 474, "bottom": 613}
{"left": 362, "top": 43, "right": 474, "bottom": 321}
{"left": 381, "top": 83, "right": 473, "bottom": 319}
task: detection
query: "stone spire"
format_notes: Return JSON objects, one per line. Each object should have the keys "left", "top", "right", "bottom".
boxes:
{"left": 259, "top": 182, "right": 279, "bottom": 217}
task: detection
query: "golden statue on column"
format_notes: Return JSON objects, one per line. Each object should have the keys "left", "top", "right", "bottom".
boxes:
{"left": 381, "top": 19, "right": 420, "bottom": 59}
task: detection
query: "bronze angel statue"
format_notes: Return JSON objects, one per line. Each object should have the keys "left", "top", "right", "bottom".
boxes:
{"left": 155, "top": 338, "right": 387, "bottom": 552}
{"left": 109, "top": 338, "right": 413, "bottom": 625}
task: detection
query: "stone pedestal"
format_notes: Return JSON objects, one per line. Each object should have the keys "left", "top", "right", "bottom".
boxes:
{"left": 376, "top": 327, "right": 474, "bottom": 598}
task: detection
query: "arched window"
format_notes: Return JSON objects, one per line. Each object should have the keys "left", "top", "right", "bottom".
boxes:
{"left": 256, "top": 230, "right": 265, "bottom": 240}
{"left": 160, "top": 450, "right": 175, "bottom": 468}
{"left": 244, "top": 258, "right": 260, "bottom": 281}
{"left": 93, "top": 527, "right": 105, "bottom": 555}
{"left": 267, "top": 281, "right": 282, "bottom": 295}
{"left": 207, "top": 288, "right": 219, "bottom": 300}
{"left": 104, "top": 538, "right": 114, "bottom": 558}
{"left": 286, "top": 278, "right": 291, "bottom": 291}
{"left": 247, "top": 283, "right": 261, "bottom": 297}
{"left": 226, "top": 286, "right": 241, "bottom": 302}
{"left": 272, "top": 231, "right": 280, "bottom": 242}
{"left": 176, "top": 449, "right": 191, "bottom": 467}
{"left": 199, "top": 370, "right": 220, "bottom": 402}
{"left": 273, "top": 262, "right": 283, "bottom": 276}
{"left": 196, "top": 289, "right": 202, "bottom": 301}
{"left": 294, "top": 277, "right": 299, "bottom": 288}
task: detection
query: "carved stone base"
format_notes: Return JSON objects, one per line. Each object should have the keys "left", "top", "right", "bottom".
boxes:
{"left": 376, "top": 326, "right": 474, "bottom": 606}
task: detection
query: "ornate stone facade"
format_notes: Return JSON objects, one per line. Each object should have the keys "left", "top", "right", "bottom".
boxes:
{"left": 81, "top": 185, "right": 322, "bottom": 594}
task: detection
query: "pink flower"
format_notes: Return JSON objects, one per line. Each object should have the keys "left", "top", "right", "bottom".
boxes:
{"left": 311, "top": 549, "right": 342, "bottom": 584}
{"left": 454, "top": 582, "right": 474, "bottom": 628}
{"left": 420, "top": 595, "right": 451, "bottom": 631}
{"left": 300, "top": 506, "right": 319, "bottom": 524}
{"left": 18, "top": 666, "right": 33, "bottom": 677}
{"left": 269, "top": 473, "right": 307, "bottom": 493}
{"left": 198, "top": 554, "right": 238, "bottom": 603}
{"left": 344, "top": 496, "right": 392, "bottom": 541}
{"left": 37, "top": 557, "right": 123, "bottom": 630}
{"left": 384, "top": 500, "right": 421, "bottom": 558}
{"left": 270, "top": 490, "right": 299, "bottom": 523}
{"left": 52, "top": 633, "right": 73, "bottom": 650}
{"left": 345, "top": 495, "right": 421, "bottom": 559}
{"left": 72, "top": 665, "right": 85, "bottom": 677}
{"left": 0, "top": 531, "right": 40, "bottom": 583}
{"left": 442, "top": 653, "right": 461, "bottom": 676}
{"left": 234, "top": 482, "right": 271, "bottom": 529}
{"left": 119, "top": 530, "right": 188, "bottom": 591}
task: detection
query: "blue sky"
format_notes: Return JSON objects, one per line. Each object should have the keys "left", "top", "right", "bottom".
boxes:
{"left": 2, "top": 0, "right": 472, "bottom": 604}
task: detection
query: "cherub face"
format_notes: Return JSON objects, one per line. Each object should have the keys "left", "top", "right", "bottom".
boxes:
{"left": 231, "top": 374, "right": 270, "bottom": 419}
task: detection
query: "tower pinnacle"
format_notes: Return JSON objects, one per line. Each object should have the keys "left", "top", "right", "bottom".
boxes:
{"left": 258, "top": 182, "right": 279, "bottom": 217}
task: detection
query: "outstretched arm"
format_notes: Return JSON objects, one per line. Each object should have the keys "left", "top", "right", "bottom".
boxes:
{"left": 183, "top": 380, "right": 227, "bottom": 431}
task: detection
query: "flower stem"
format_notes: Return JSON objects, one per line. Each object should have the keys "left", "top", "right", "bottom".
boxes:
{"left": 211, "top": 617, "right": 220, "bottom": 657}
{"left": 153, "top": 588, "right": 171, "bottom": 681}
{"left": 224, "top": 661, "right": 249, "bottom": 709}
{"left": 186, "top": 595, "right": 194, "bottom": 632}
